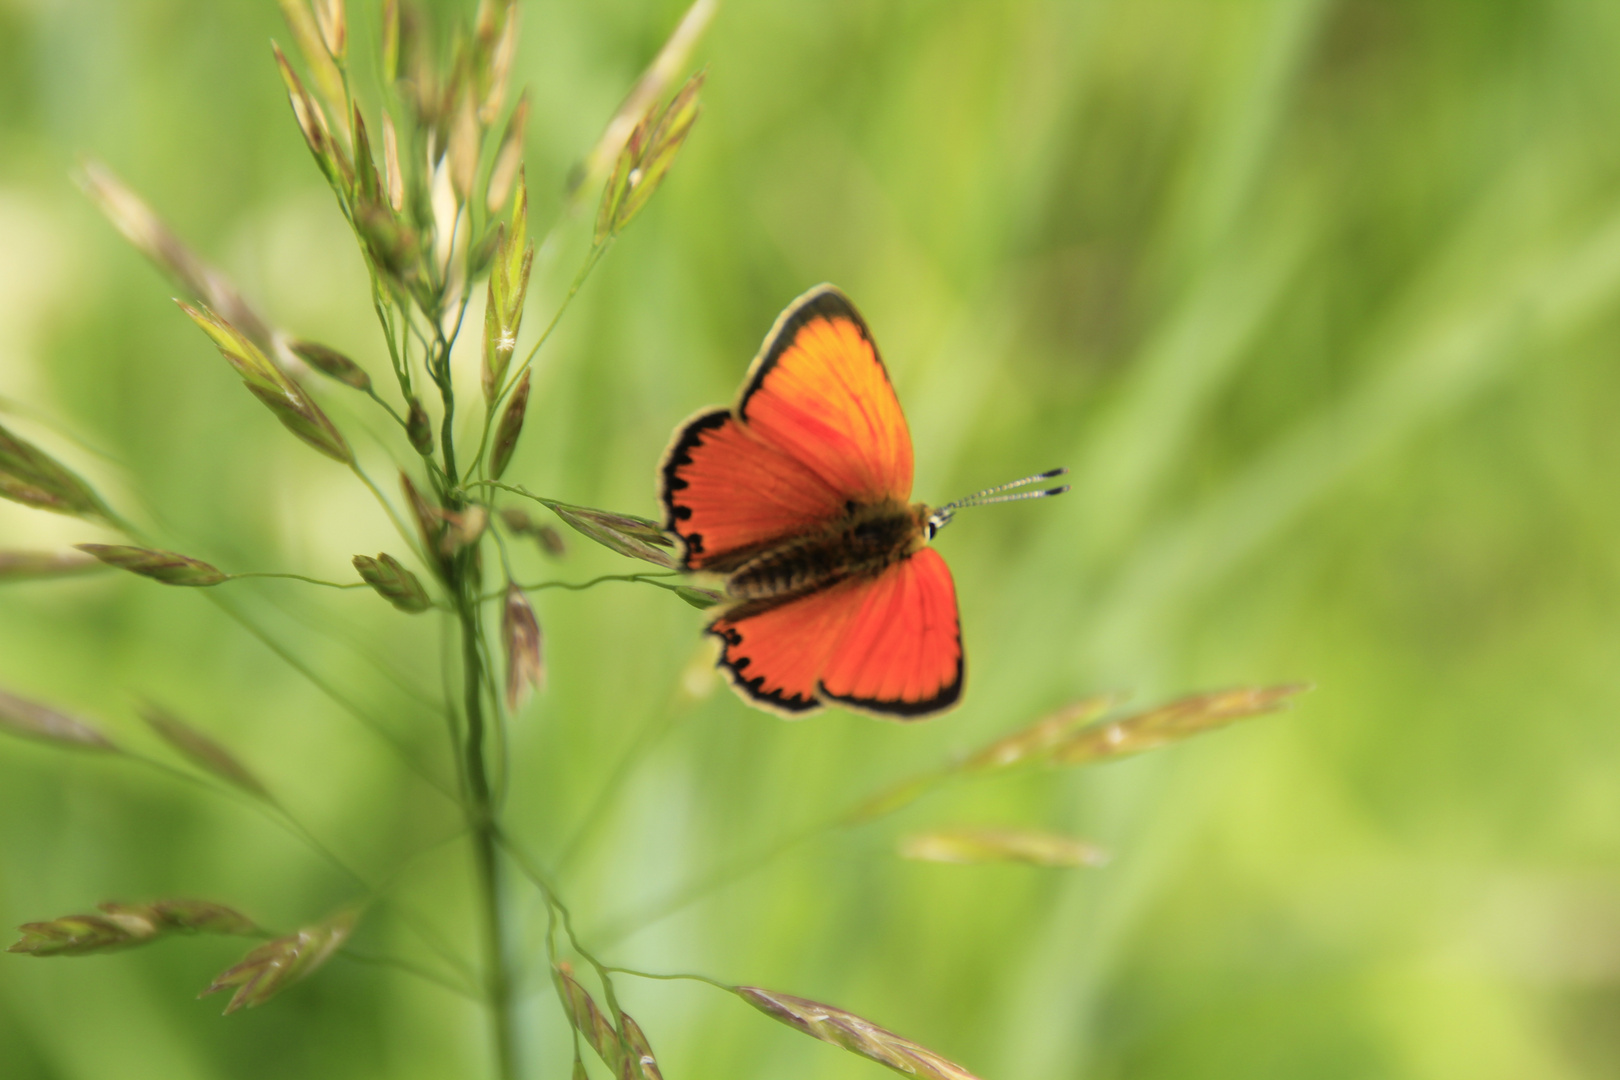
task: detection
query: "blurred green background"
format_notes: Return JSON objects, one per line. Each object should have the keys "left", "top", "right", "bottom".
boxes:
{"left": 6, "top": 0, "right": 1620, "bottom": 1077}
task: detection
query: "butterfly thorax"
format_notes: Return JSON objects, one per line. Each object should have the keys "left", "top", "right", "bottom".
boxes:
{"left": 722, "top": 499, "right": 931, "bottom": 602}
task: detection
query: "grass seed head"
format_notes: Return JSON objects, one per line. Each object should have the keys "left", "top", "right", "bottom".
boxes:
{"left": 477, "top": 3, "right": 519, "bottom": 124}
{"left": 77, "top": 159, "right": 273, "bottom": 347}
{"left": 272, "top": 41, "right": 346, "bottom": 193}
{"left": 0, "top": 549, "right": 103, "bottom": 580}
{"left": 313, "top": 0, "right": 346, "bottom": 64}
{"left": 400, "top": 472, "right": 446, "bottom": 565}
{"left": 737, "top": 987, "right": 983, "bottom": 1080}
{"left": 1050, "top": 684, "right": 1309, "bottom": 766}
{"left": 353, "top": 553, "right": 432, "bottom": 613}
{"left": 289, "top": 339, "right": 371, "bottom": 391}
{"left": 490, "top": 370, "right": 530, "bottom": 479}
{"left": 448, "top": 92, "right": 480, "bottom": 202}
{"left": 406, "top": 396, "right": 434, "bottom": 455}
{"left": 141, "top": 703, "right": 273, "bottom": 800}
{"left": 621, "top": 1013, "right": 664, "bottom": 1080}
{"left": 483, "top": 172, "right": 533, "bottom": 402}
{"left": 898, "top": 827, "right": 1110, "bottom": 868}
{"left": 179, "top": 302, "right": 353, "bottom": 464}
{"left": 439, "top": 505, "right": 488, "bottom": 556}
{"left": 350, "top": 103, "right": 384, "bottom": 209}
{"left": 960, "top": 692, "right": 1123, "bottom": 772}
{"left": 0, "top": 421, "right": 110, "bottom": 519}
{"left": 487, "top": 93, "right": 528, "bottom": 214}
{"left": 380, "top": 0, "right": 400, "bottom": 82}
{"left": 502, "top": 584, "right": 544, "bottom": 709}
{"left": 201, "top": 907, "right": 356, "bottom": 1014}
{"left": 274, "top": 0, "right": 349, "bottom": 132}
{"left": 675, "top": 586, "right": 722, "bottom": 609}
{"left": 579, "top": 0, "right": 716, "bottom": 197}
{"left": 554, "top": 965, "right": 625, "bottom": 1074}
{"left": 498, "top": 507, "right": 534, "bottom": 533}
{"left": 381, "top": 110, "right": 405, "bottom": 212}
{"left": 12, "top": 898, "right": 259, "bottom": 957}
{"left": 77, "top": 543, "right": 228, "bottom": 586}
{"left": 354, "top": 199, "right": 422, "bottom": 283}
{"left": 547, "top": 501, "right": 677, "bottom": 568}
{"left": 0, "top": 688, "right": 117, "bottom": 751}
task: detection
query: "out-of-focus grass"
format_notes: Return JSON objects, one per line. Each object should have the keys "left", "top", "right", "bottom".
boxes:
{"left": 6, "top": 0, "right": 1620, "bottom": 1077}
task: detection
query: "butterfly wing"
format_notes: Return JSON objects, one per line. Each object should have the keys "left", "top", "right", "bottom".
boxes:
{"left": 660, "top": 285, "right": 915, "bottom": 570}
{"left": 709, "top": 548, "right": 963, "bottom": 719}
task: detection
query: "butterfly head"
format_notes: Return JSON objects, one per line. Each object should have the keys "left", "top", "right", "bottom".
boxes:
{"left": 924, "top": 467, "right": 1070, "bottom": 540}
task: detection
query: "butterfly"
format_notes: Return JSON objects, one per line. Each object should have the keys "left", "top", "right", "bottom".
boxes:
{"left": 659, "top": 285, "right": 1067, "bottom": 720}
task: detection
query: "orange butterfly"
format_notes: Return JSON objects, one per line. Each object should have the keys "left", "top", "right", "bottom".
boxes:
{"left": 659, "top": 285, "right": 1067, "bottom": 719}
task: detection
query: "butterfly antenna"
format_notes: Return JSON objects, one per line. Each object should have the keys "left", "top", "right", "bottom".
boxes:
{"left": 926, "top": 467, "right": 1069, "bottom": 537}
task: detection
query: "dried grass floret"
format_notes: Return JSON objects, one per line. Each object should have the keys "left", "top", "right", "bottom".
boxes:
{"left": 738, "top": 987, "right": 982, "bottom": 1080}
{"left": 200, "top": 908, "right": 356, "bottom": 1014}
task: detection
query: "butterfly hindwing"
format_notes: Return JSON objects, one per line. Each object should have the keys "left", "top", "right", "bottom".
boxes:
{"left": 708, "top": 548, "right": 963, "bottom": 720}
{"left": 818, "top": 548, "right": 962, "bottom": 718}
{"left": 660, "top": 285, "right": 914, "bottom": 570}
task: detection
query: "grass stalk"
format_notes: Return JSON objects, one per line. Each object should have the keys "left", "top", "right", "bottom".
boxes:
{"left": 453, "top": 573, "right": 519, "bottom": 1079}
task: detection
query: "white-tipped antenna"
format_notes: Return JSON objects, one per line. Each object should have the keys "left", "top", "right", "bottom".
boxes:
{"left": 926, "top": 467, "right": 1069, "bottom": 537}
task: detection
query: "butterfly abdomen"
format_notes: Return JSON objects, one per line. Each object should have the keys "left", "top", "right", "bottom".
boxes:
{"left": 724, "top": 500, "right": 929, "bottom": 601}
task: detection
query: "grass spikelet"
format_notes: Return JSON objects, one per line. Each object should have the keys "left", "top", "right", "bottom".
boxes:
{"left": 486, "top": 91, "right": 528, "bottom": 214}
{"left": 353, "top": 553, "right": 432, "bottom": 613}
{"left": 674, "top": 585, "right": 722, "bottom": 610}
{"left": 354, "top": 200, "right": 421, "bottom": 283}
{"left": 592, "top": 71, "right": 699, "bottom": 244}
{"left": 201, "top": 907, "right": 356, "bottom": 1014}
{"left": 1051, "top": 684, "right": 1310, "bottom": 767}
{"left": 274, "top": 0, "right": 348, "bottom": 130}
{"left": 898, "top": 827, "right": 1110, "bottom": 869}
{"left": 10, "top": 900, "right": 257, "bottom": 957}
{"left": 179, "top": 302, "right": 353, "bottom": 464}
{"left": 0, "top": 549, "right": 104, "bottom": 581}
{"left": 478, "top": 3, "right": 518, "bottom": 124}
{"left": 272, "top": 41, "right": 348, "bottom": 194}
{"left": 554, "top": 964, "right": 626, "bottom": 1073}
{"left": 288, "top": 339, "right": 371, "bottom": 391}
{"left": 0, "top": 688, "right": 117, "bottom": 751}
{"left": 736, "top": 987, "right": 982, "bottom": 1080}
{"left": 77, "top": 543, "right": 228, "bottom": 586}
{"left": 621, "top": 1013, "right": 664, "bottom": 1080}
{"left": 545, "top": 501, "right": 676, "bottom": 568}
{"left": 449, "top": 92, "right": 480, "bottom": 201}
{"left": 406, "top": 397, "right": 434, "bottom": 454}
{"left": 439, "top": 505, "right": 488, "bottom": 556}
{"left": 579, "top": 0, "right": 716, "bottom": 195}
{"left": 400, "top": 472, "right": 445, "bottom": 561}
{"left": 959, "top": 693, "right": 1122, "bottom": 772}
{"left": 380, "top": 0, "right": 399, "bottom": 82}
{"left": 490, "top": 370, "right": 529, "bottom": 479}
{"left": 501, "top": 584, "right": 543, "bottom": 709}
{"left": 0, "top": 420, "right": 110, "bottom": 519}
{"left": 140, "top": 703, "right": 273, "bottom": 801}
{"left": 483, "top": 170, "right": 532, "bottom": 402}
{"left": 596, "top": 71, "right": 705, "bottom": 243}
{"left": 381, "top": 110, "right": 405, "bottom": 212}
{"left": 313, "top": 0, "right": 346, "bottom": 64}
{"left": 77, "top": 159, "right": 273, "bottom": 347}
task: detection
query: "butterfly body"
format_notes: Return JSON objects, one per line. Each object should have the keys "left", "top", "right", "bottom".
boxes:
{"left": 721, "top": 498, "right": 928, "bottom": 604}
{"left": 659, "top": 284, "right": 1065, "bottom": 720}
